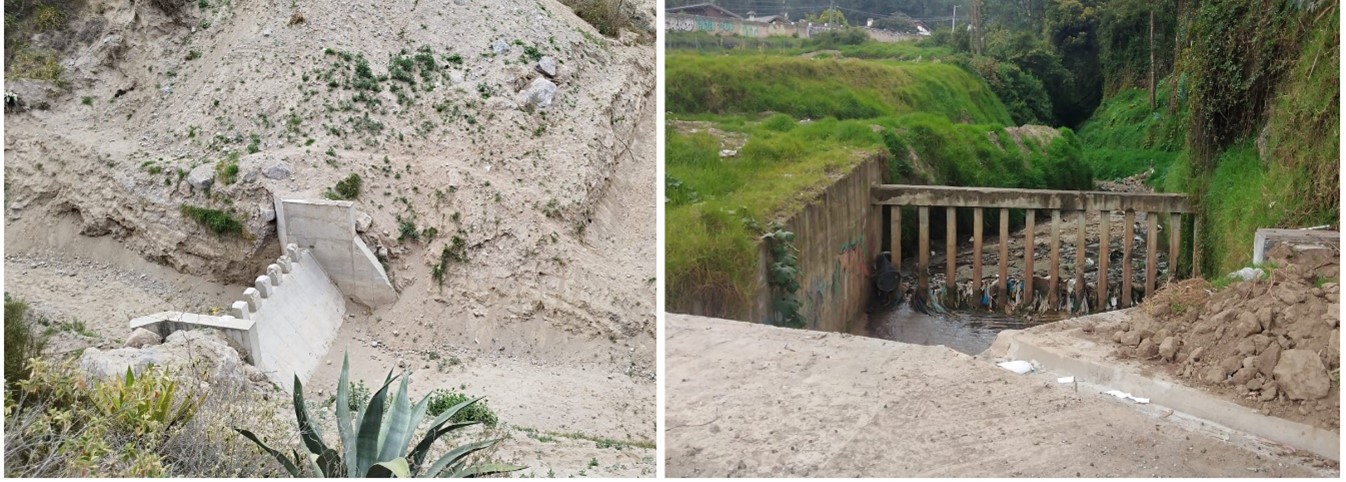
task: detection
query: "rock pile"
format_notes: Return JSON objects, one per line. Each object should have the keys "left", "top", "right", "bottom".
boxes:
{"left": 1105, "top": 242, "right": 1339, "bottom": 429}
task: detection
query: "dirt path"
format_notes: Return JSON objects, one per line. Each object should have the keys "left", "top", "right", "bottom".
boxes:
{"left": 665, "top": 313, "right": 1333, "bottom": 477}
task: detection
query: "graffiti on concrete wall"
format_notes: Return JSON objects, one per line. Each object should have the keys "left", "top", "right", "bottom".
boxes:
{"left": 664, "top": 14, "right": 795, "bottom": 38}
{"left": 667, "top": 16, "right": 695, "bottom": 32}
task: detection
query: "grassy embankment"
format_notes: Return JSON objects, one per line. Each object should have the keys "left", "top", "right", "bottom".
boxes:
{"left": 665, "top": 53, "right": 1093, "bottom": 318}
{"left": 1075, "top": 4, "right": 1337, "bottom": 277}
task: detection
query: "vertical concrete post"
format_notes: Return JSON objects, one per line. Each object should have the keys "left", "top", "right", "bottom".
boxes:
{"left": 890, "top": 206, "right": 902, "bottom": 276}
{"left": 998, "top": 208, "right": 1009, "bottom": 307}
{"left": 945, "top": 207, "right": 956, "bottom": 307}
{"left": 1076, "top": 212, "right": 1087, "bottom": 309}
{"left": 243, "top": 287, "right": 262, "bottom": 311}
{"left": 267, "top": 264, "right": 283, "bottom": 285}
{"left": 277, "top": 256, "right": 292, "bottom": 273}
{"left": 1024, "top": 209, "right": 1035, "bottom": 307}
{"left": 1098, "top": 211, "right": 1111, "bottom": 309}
{"left": 229, "top": 300, "right": 250, "bottom": 320}
{"left": 255, "top": 276, "right": 273, "bottom": 298}
{"left": 1049, "top": 210, "right": 1061, "bottom": 309}
{"left": 1122, "top": 210, "right": 1135, "bottom": 308}
{"left": 973, "top": 207, "right": 984, "bottom": 304}
{"left": 1145, "top": 212, "right": 1159, "bottom": 299}
{"left": 918, "top": 206, "right": 930, "bottom": 304}
{"left": 1169, "top": 212, "right": 1181, "bottom": 285}
{"left": 286, "top": 243, "right": 300, "bottom": 261}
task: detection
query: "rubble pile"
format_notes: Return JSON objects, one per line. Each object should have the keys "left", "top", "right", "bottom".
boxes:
{"left": 1103, "top": 242, "right": 1339, "bottom": 429}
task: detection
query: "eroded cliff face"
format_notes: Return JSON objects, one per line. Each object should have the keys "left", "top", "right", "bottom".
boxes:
{"left": 5, "top": 0, "right": 656, "bottom": 342}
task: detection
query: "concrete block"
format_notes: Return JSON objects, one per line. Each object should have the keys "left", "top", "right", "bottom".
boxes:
{"left": 229, "top": 300, "right": 250, "bottom": 320}
{"left": 267, "top": 264, "right": 283, "bottom": 285}
{"left": 256, "top": 276, "right": 273, "bottom": 297}
{"left": 286, "top": 243, "right": 300, "bottom": 260}
{"left": 243, "top": 287, "right": 262, "bottom": 311}
{"left": 277, "top": 256, "right": 292, "bottom": 273}
{"left": 1253, "top": 228, "right": 1340, "bottom": 264}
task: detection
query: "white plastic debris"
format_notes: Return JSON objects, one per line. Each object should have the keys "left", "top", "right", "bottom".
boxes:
{"left": 1103, "top": 389, "right": 1150, "bottom": 404}
{"left": 1228, "top": 267, "right": 1265, "bottom": 281}
{"left": 1056, "top": 376, "right": 1075, "bottom": 384}
{"left": 997, "top": 360, "right": 1035, "bottom": 375}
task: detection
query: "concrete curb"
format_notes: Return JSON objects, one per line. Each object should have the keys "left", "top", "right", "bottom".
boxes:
{"left": 995, "top": 330, "right": 1340, "bottom": 461}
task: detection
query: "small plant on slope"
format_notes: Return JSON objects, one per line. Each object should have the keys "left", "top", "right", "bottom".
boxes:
{"left": 234, "top": 354, "right": 522, "bottom": 477}
{"left": 763, "top": 223, "right": 805, "bottom": 328}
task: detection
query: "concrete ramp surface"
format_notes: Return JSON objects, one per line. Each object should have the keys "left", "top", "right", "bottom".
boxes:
{"left": 664, "top": 313, "right": 1333, "bottom": 477}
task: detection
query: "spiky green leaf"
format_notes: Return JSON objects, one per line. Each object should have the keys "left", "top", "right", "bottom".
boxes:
{"left": 449, "top": 463, "right": 527, "bottom": 478}
{"left": 408, "top": 421, "right": 481, "bottom": 473}
{"left": 369, "top": 457, "right": 411, "bottom": 478}
{"left": 293, "top": 375, "right": 331, "bottom": 457}
{"left": 378, "top": 371, "right": 415, "bottom": 463}
{"left": 419, "top": 438, "right": 500, "bottom": 477}
{"left": 234, "top": 428, "right": 302, "bottom": 476}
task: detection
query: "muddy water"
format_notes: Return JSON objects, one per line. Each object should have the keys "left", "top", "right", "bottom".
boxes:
{"left": 855, "top": 306, "right": 1065, "bottom": 355}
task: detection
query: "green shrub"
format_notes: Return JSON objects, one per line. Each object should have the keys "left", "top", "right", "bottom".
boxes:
{"left": 179, "top": 205, "right": 243, "bottom": 236}
{"left": 4, "top": 360, "right": 204, "bottom": 477}
{"left": 326, "top": 173, "right": 362, "bottom": 200}
{"left": 3, "top": 294, "right": 46, "bottom": 389}
{"left": 215, "top": 160, "right": 239, "bottom": 184}
{"left": 425, "top": 388, "right": 497, "bottom": 427}
{"left": 559, "top": 0, "right": 631, "bottom": 38}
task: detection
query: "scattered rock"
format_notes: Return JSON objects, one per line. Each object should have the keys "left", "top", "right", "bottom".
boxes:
{"left": 518, "top": 77, "right": 556, "bottom": 110}
{"left": 1120, "top": 330, "right": 1143, "bottom": 347}
{"left": 1158, "top": 336, "right": 1179, "bottom": 361}
{"left": 186, "top": 164, "right": 215, "bottom": 190}
{"left": 1257, "top": 341, "right": 1281, "bottom": 378}
{"left": 1233, "top": 312, "right": 1261, "bottom": 337}
{"left": 262, "top": 161, "right": 292, "bottom": 180}
{"left": 492, "top": 38, "right": 509, "bottom": 55}
{"left": 1136, "top": 337, "right": 1158, "bottom": 358}
{"left": 1272, "top": 349, "right": 1331, "bottom": 400}
{"left": 355, "top": 211, "right": 373, "bottom": 233}
{"left": 1201, "top": 365, "right": 1227, "bottom": 384}
{"left": 1231, "top": 366, "right": 1256, "bottom": 385}
{"left": 124, "top": 328, "right": 162, "bottom": 348}
{"left": 536, "top": 56, "right": 558, "bottom": 77}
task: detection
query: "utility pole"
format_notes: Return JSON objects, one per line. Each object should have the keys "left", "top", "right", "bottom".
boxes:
{"left": 952, "top": 5, "right": 958, "bottom": 31}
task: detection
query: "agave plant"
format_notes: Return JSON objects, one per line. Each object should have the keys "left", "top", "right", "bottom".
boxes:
{"left": 235, "top": 355, "right": 522, "bottom": 477}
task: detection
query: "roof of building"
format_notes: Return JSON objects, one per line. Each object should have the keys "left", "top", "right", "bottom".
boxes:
{"left": 666, "top": 3, "right": 743, "bottom": 19}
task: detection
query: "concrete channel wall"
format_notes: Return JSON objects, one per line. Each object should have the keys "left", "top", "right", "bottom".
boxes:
{"left": 275, "top": 198, "right": 397, "bottom": 308}
{"left": 750, "top": 158, "right": 887, "bottom": 331}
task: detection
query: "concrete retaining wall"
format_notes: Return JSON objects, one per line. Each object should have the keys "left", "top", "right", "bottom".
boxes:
{"left": 751, "top": 157, "right": 887, "bottom": 331}
{"left": 275, "top": 198, "right": 396, "bottom": 308}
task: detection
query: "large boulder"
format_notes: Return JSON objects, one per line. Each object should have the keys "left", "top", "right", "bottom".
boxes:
{"left": 124, "top": 328, "right": 163, "bottom": 348}
{"left": 186, "top": 164, "right": 215, "bottom": 190}
{"left": 518, "top": 77, "right": 556, "bottom": 111}
{"left": 81, "top": 329, "right": 267, "bottom": 389}
{"left": 1271, "top": 349, "right": 1332, "bottom": 400}
{"left": 262, "top": 161, "right": 292, "bottom": 180}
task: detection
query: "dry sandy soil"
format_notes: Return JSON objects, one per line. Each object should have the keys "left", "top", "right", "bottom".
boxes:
{"left": 665, "top": 313, "right": 1335, "bottom": 477}
{"left": 5, "top": 0, "right": 655, "bottom": 476}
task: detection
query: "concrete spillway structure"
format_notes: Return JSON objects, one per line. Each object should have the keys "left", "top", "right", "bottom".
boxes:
{"left": 129, "top": 198, "right": 397, "bottom": 391}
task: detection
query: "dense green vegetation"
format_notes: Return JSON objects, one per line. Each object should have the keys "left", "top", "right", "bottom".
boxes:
{"left": 179, "top": 205, "right": 244, "bottom": 236}
{"left": 667, "top": 54, "right": 1011, "bottom": 124}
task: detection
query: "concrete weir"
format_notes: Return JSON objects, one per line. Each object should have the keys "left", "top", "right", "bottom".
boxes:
{"left": 986, "top": 310, "right": 1340, "bottom": 462}
{"left": 129, "top": 198, "right": 397, "bottom": 391}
